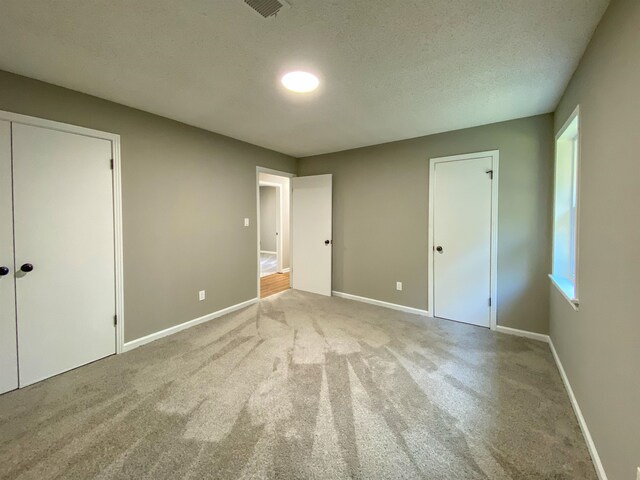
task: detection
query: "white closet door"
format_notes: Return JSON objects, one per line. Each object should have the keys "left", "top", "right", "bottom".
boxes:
{"left": 0, "top": 120, "right": 18, "bottom": 394}
{"left": 433, "top": 156, "right": 493, "bottom": 327}
{"left": 291, "top": 174, "right": 332, "bottom": 296}
{"left": 12, "top": 123, "right": 116, "bottom": 386}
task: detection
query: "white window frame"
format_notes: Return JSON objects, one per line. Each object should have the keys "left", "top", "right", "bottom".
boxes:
{"left": 550, "top": 106, "right": 580, "bottom": 310}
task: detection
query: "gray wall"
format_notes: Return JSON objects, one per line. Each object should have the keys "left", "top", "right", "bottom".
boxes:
{"left": 0, "top": 70, "right": 296, "bottom": 342}
{"left": 551, "top": 1, "right": 640, "bottom": 479}
{"left": 259, "top": 186, "right": 277, "bottom": 253}
{"left": 299, "top": 114, "right": 554, "bottom": 334}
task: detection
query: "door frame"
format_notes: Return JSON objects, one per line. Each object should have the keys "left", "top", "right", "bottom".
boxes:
{"left": 256, "top": 167, "right": 295, "bottom": 298}
{"left": 258, "top": 182, "right": 283, "bottom": 272}
{"left": 0, "top": 109, "right": 125, "bottom": 353}
{"left": 427, "top": 150, "right": 499, "bottom": 330}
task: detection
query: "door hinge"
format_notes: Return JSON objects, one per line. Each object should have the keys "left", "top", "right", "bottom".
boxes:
{"left": 488, "top": 297, "right": 492, "bottom": 307}
{"left": 114, "top": 314, "right": 118, "bottom": 326}
{"left": 486, "top": 170, "right": 493, "bottom": 180}
{"left": 110, "top": 159, "right": 114, "bottom": 170}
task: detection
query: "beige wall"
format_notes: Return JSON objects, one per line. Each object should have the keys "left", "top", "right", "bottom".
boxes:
{"left": 259, "top": 173, "right": 291, "bottom": 269}
{"left": 551, "top": 1, "right": 640, "bottom": 479}
{"left": 0, "top": 70, "right": 296, "bottom": 342}
{"left": 299, "top": 114, "right": 554, "bottom": 334}
{"left": 259, "top": 186, "right": 278, "bottom": 253}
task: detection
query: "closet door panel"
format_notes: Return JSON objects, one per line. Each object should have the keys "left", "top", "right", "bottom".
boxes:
{"left": 12, "top": 123, "right": 116, "bottom": 386}
{"left": 0, "top": 120, "right": 18, "bottom": 394}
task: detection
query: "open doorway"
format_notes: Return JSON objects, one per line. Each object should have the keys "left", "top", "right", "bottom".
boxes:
{"left": 257, "top": 169, "right": 292, "bottom": 298}
{"left": 259, "top": 184, "right": 280, "bottom": 276}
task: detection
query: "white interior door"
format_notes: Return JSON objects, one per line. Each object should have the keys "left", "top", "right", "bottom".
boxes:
{"left": 292, "top": 174, "right": 332, "bottom": 296}
{"left": 12, "top": 123, "right": 116, "bottom": 386}
{"left": 433, "top": 156, "right": 493, "bottom": 327}
{"left": 0, "top": 120, "right": 18, "bottom": 394}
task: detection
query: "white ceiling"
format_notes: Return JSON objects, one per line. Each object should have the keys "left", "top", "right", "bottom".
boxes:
{"left": 0, "top": 0, "right": 609, "bottom": 157}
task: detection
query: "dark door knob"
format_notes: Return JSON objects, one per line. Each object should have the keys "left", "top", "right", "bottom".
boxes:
{"left": 435, "top": 246, "right": 443, "bottom": 253}
{"left": 20, "top": 263, "right": 34, "bottom": 273}
{"left": 324, "top": 240, "right": 331, "bottom": 245}
{"left": 0, "top": 266, "right": 9, "bottom": 276}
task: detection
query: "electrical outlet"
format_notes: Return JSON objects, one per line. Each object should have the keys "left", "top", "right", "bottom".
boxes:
{"left": 244, "top": 218, "right": 250, "bottom": 227}
{"left": 396, "top": 281, "right": 403, "bottom": 291}
{"left": 199, "top": 290, "right": 205, "bottom": 301}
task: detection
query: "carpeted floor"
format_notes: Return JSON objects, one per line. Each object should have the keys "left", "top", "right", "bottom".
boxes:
{"left": 0, "top": 290, "right": 596, "bottom": 479}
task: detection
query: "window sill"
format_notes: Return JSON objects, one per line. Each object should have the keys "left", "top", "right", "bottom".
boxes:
{"left": 549, "top": 274, "right": 579, "bottom": 311}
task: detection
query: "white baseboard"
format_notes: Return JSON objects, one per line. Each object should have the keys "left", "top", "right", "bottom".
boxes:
{"left": 260, "top": 250, "right": 277, "bottom": 255}
{"left": 332, "top": 291, "right": 431, "bottom": 317}
{"left": 123, "top": 297, "right": 259, "bottom": 352}
{"left": 280, "top": 267, "right": 291, "bottom": 273}
{"left": 494, "top": 326, "right": 606, "bottom": 479}
{"left": 495, "top": 325, "right": 550, "bottom": 343}
{"left": 447, "top": 321, "right": 606, "bottom": 478}
{"left": 549, "top": 339, "right": 608, "bottom": 480}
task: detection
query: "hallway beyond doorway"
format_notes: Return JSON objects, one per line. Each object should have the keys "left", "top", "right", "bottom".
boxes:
{"left": 260, "top": 252, "right": 278, "bottom": 277}
{"left": 260, "top": 272, "right": 290, "bottom": 298}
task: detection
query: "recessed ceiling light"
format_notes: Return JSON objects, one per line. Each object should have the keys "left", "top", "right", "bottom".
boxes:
{"left": 281, "top": 71, "right": 319, "bottom": 93}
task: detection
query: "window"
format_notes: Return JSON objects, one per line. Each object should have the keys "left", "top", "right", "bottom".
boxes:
{"left": 551, "top": 107, "right": 580, "bottom": 308}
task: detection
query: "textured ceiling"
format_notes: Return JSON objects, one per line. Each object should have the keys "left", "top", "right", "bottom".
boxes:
{"left": 0, "top": 0, "right": 609, "bottom": 157}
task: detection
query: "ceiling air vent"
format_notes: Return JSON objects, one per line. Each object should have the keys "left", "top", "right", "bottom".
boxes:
{"left": 244, "top": 0, "right": 290, "bottom": 18}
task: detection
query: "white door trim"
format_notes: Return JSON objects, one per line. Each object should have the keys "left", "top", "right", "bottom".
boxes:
{"left": 0, "top": 109, "right": 125, "bottom": 354}
{"left": 256, "top": 167, "right": 295, "bottom": 298}
{"left": 428, "top": 150, "right": 499, "bottom": 330}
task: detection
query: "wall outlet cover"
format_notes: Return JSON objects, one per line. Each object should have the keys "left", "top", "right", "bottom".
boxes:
{"left": 199, "top": 290, "right": 205, "bottom": 301}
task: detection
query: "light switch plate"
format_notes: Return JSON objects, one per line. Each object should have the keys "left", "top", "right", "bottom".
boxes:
{"left": 244, "top": 218, "right": 250, "bottom": 227}
{"left": 396, "top": 281, "right": 402, "bottom": 291}
{"left": 199, "top": 290, "right": 205, "bottom": 301}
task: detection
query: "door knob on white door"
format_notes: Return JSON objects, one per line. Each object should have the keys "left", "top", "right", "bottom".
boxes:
{"left": 20, "top": 263, "right": 34, "bottom": 273}
{"left": 436, "top": 246, "right": 444, "bottom": 253}
{"left": 324, "top": 240, "right": 331, "bottom": 245}
{"left": 0, "top": 266, "right": 9, "bottom": 276}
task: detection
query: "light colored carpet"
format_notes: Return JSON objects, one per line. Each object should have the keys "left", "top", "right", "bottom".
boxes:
{"left": 260, "top": 253, "right": 277, "bottom": 277}
{"left": 0, "top": 290, "right": 596, "bottom": 479}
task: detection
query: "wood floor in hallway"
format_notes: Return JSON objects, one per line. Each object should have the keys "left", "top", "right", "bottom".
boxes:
{"left": 260, "top": 272, "right": 290, "bottom": 298}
